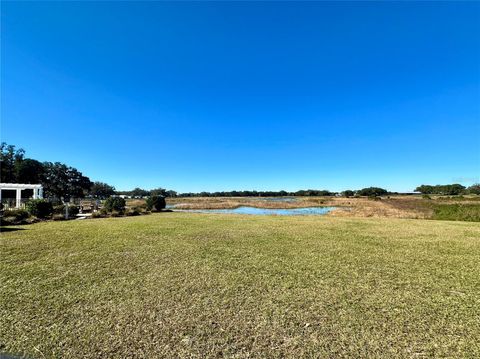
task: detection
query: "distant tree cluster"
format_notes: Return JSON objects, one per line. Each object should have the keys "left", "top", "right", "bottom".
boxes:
{"left": 0, "top": 143, "right": 113, "bottom": 200}
{"left": 468, "top": 184, "right": 480, "bottom": 195}
{"left": 414, "top": 184, "right": 469, "bottom": 195}
{"left": 356, "top": 187, "right": 389, "bottom": 197}
{"left": 341, "top": 190, "right": 355, "bottom": 197}
{"left": 177, "top": 189, "right": 336, "bottom": 197}
{"left": 90, "top": 182, "right": 116, "bottom": 199}
{"left": 116, "top": 187, "right": 178, "bottom": 198}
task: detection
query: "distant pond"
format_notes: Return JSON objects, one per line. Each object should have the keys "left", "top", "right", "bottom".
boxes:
{"left": 179, "top": 206, "right": 337, "bottom": 216}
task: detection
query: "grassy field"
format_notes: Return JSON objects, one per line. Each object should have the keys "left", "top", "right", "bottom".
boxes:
{"left": 1, "top": 213, "right": 480, "bottom": 358}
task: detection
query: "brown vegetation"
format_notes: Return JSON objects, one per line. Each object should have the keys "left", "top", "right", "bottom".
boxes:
{"left": 163, "top": 195, "right": 480, "bottom": 220}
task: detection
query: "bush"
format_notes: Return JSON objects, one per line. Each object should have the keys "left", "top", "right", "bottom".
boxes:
{"left": 54, "top": 205, "right": 79, "bottom": 218}
{"left": 146, "top": 196, "right": 166, "bottom": 211}
{"left": 422, "top": 194, "right": 432, "bottom": 200}
{"left": 25, "top": 199, "right": 53, "bottom": 219}
{"left": 92, "top": 211, "right": 105, "bottom": 219}
{"left": 67, "top": 205, "right": 80, "bottom": 217}
{"left": 53, "top": 213, "right": 65, "bottom": 221}
{"left": 2, "top": 208, "right": 30, "bottom": 224}
{"left": 103, "top": 197, "right": 126, "bottom": 213}
{"left": 432, "top": 204, "right": 480, "bottom": 222}
{"left": 125, "top": 208, "right": 140, "bottom": 216}
{"left": 110, "top": 210, "right": 122, "bottom": 217}
{"left": 4, "top": 208, "right": 30, "bottom": 220}
{"left": 53, "top": 205, "right": 65, "bottom": 214}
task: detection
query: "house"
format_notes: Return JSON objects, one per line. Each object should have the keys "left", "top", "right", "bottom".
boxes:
{"left": 0, "top": 183, "right": 43, "bottom": 208}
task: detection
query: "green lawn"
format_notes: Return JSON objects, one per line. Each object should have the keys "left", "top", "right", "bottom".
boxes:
{"left": 1, "top": 214, "right": 479, "bottom": 358}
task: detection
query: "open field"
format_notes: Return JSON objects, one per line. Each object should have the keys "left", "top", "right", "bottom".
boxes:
{"left": 1, "top": 213, "right": 480, "bottom": 358}
{"left": 165, "top": 195, "right": 480, "bottom": 221}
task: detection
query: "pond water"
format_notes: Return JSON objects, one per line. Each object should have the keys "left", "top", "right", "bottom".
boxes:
{"left": 181, "top": 206, "right": 337, "bottom": 216}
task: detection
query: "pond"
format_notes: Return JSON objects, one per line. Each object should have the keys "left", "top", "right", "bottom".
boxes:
{"left": 180, "top": 206, "right": 337, "bottom": 216}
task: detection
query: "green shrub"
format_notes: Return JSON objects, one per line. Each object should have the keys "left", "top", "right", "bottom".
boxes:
{"left": 146, "top": 196, "right": 166, "bottom": 211}
{"left": 25, "top": 199, "right": 53, "bottom": 219}
{"left": 53, "top": 205, "right": 65, "bottom": 214}
{"left": 4, "top": 208, "right": 30, "bottom": 220}
{"left": 103, "top": 197, "right": 126, "bottom": 213}
{"left": 2, "top": 208, "right": 30, "bottom": 224}
{"left": 432, "top": 204, "right": 480, "bottom": 222}
{"left": 422, "top": 194, "right": 432, "bottom": 200}
{"left": 110, "top": 210, "right": 122, "bottom": 217}
{"left": 67, "top": 205, "right": 80, "bottom": 217}
{"left": 125, "top": 208, "right": 140, "bottom": 216}
{"left": 54, "top": 205, "right": 79, "bottom": 219}
{"left": 92, "top": 211, "right": 105, "bottom": 219}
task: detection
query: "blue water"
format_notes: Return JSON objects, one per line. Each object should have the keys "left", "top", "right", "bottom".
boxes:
{"left": 184, "top": 206, "right": 336, "bottom": 216}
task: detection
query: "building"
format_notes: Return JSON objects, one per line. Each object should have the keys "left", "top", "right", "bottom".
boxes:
{"left": 0, "top": 183, "right": 44, "bottom": 208}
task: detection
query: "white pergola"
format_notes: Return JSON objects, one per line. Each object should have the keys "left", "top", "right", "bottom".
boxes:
{"left": 0, "top": 183, "right": 43, "bottom": 208}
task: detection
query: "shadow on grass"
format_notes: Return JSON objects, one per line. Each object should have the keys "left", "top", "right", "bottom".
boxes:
{"left": 0, "top": 227, "right": 27, "bottom": 233}
{"left": 0, "top": 352, "right": 32, "bottom": 359}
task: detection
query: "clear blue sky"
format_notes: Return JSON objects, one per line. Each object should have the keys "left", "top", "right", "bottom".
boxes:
{"left": 2, "top": 1, "right": 479, "bottom": 192}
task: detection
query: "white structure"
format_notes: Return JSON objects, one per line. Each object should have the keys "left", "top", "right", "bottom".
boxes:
{"left": 0, "top": 183, "right": 43, "bottom": 208}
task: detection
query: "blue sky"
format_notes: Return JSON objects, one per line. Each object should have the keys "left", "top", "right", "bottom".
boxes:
{"left": 2, "top": 1, "right": 479, "bottom": 192}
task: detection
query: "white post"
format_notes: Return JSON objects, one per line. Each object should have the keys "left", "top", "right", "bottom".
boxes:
{"left": 16, "top": 189, "right": 22, "bottom": 208}
{"left": 39, "top": 187, "right": 43, "bottom": 199}
{"left": 32, "top": 188, "right": 37, "bottom": 199}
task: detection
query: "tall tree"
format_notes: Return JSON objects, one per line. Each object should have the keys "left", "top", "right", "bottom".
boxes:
{"left": 130, "top": 187, "right": 150, "bottom": 198}
{"left": 15, "top": 158, "right": 45, "bottom": 184}
{"left": 467, "top": 184, "right": 480, "bottom": 195}
{"left": 151, "top": 187, "right": 167, "bottom": 197}
{"left": 357, "top": 187, "right": 388, "bottom": 197}
{"left": 89, "top": 182, "right": 116, "bottom": 199}
{"left": 42, "top": 162, "right": 92, "bottom": 199}
{"left": 0, "top": 142, "right": 25, "bottom": 182}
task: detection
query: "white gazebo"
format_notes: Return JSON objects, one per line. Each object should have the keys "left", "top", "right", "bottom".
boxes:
{"left": 0, "top": 183, "right": 43, "bottom": 208}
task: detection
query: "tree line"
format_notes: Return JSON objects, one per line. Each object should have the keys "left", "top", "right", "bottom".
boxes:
{"left": 2, "top": 143, "right": 479, "bottom": 200}
{"left": 0, "top": 143, "right": 114, "bottom": 200}
{"left": 118, "top": 187, "right": 392, "bottom": 198}
{"left": 116, "top": 188, "right": 178, "bottom": 198}
{"left": 415, "top": 184, "right": 480, "bottom": 195}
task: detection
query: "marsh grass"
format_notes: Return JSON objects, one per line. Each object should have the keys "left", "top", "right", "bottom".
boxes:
{"left": 165, "top": 196, "right": 480, "bottom": 221}
{"left": 1, "top": 214, "right": 479, "bottom": 358}
{"left": 431, "top": 203, "right": 480, "bottom": 222}
{"left": 167, "top": 196, "right": 433, "bottom": 219}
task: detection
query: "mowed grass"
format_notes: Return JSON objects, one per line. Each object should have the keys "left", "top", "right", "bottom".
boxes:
{"left": 1, "top": 214, "right": 479, "bottom": 358}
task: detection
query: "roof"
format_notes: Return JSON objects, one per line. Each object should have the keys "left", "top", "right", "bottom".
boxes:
{"left": 0, "top": 183, "right": 43, "bottom": 189}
